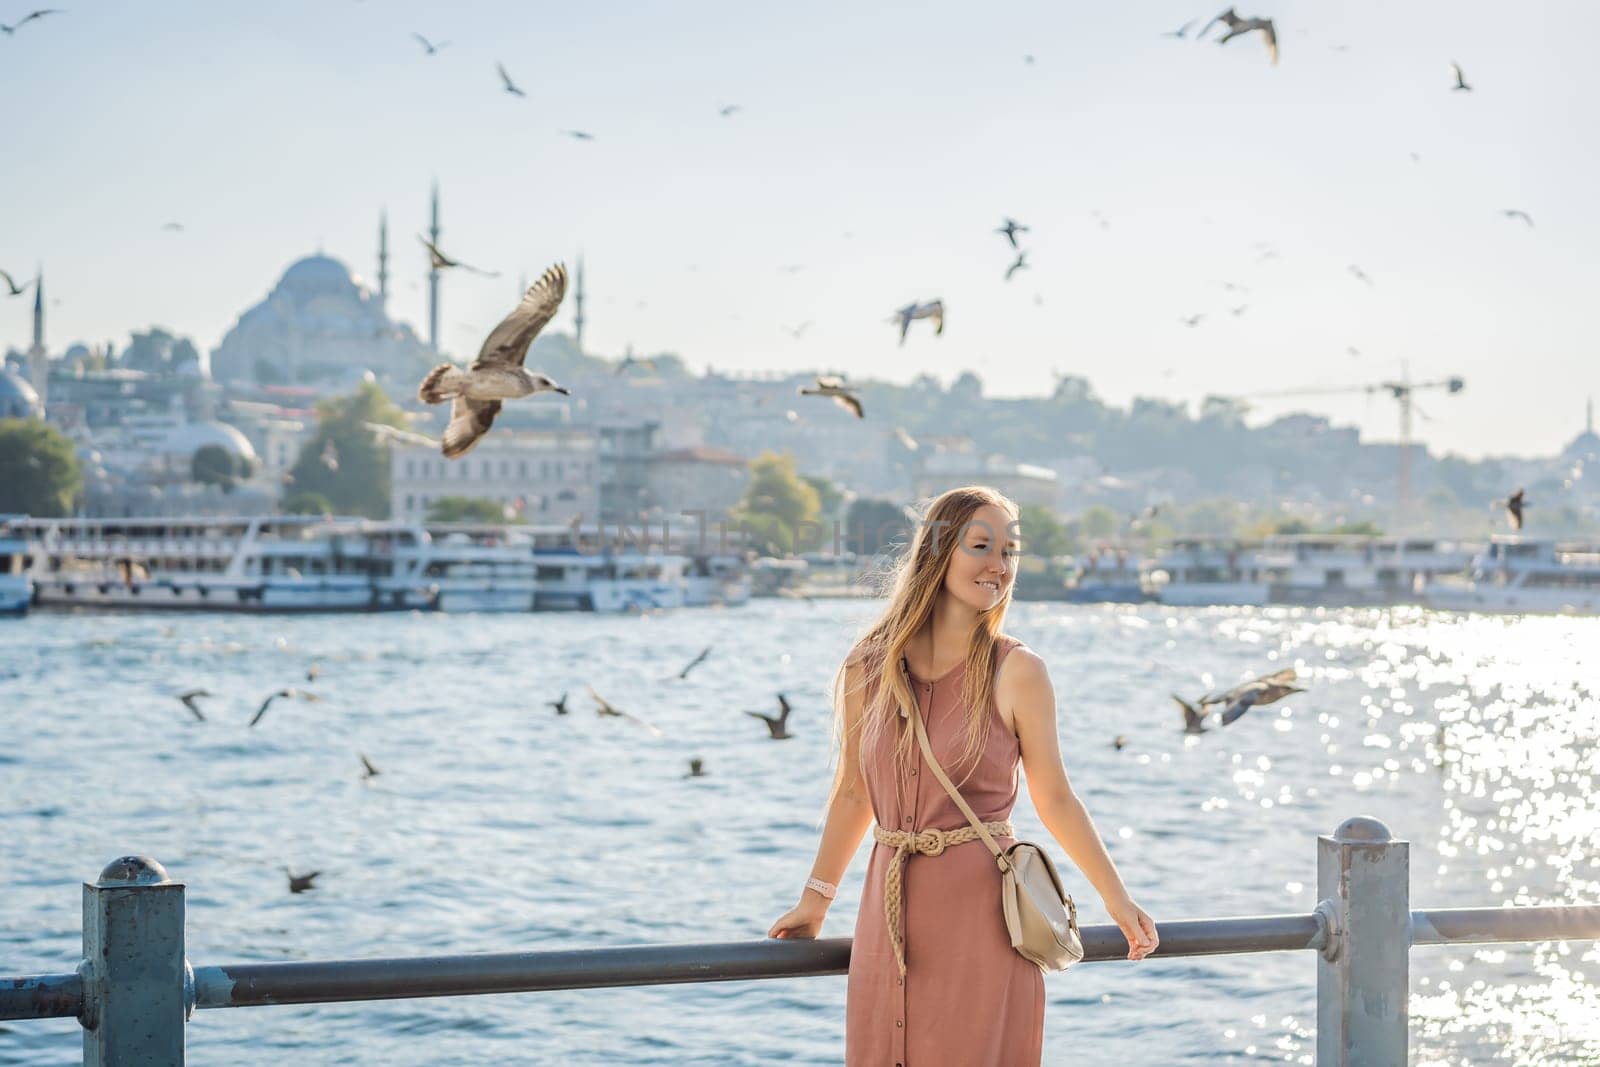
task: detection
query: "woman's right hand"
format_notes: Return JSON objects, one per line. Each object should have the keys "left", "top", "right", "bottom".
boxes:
{"left": 767, "top": 897, "right": 829, "bottom": 940}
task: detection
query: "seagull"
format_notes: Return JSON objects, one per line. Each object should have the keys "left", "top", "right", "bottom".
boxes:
{"left": 1450, "top": 61, "right": 1471, "bottom": 92}
{"left": 419, "top": 236, "right": 499, "bottom": 277}
{"left": 1198, "top": 668, "right": 1304, "bottom": 726}
{"left": 894, "top": 426, "right": 920, "bottom": 451}
{"left": 359, "top": 753, "right": 380, "bottom": 779}
{"left": 1162, "top": 19, "right": 1197, "bottom": 38}
{"left": 363, "top": 421, "right": 438, "bottom": 448}
{"left": 1112, "top": 734, "right": 1128, "bottom": 750}
{"left": 1199, "top": 8, "right": 1278, "bottom": 65}
{"left": 559, "top": 129, "right": 595, "bottom": 141}
{"left": 549, "top": 691, "right": 570, "bottom": 715}
{"left": 248, "top": 687, "right": 319, "bottom": 728}
{"left": 417, "top": 263, "right": 571, "bottom": 459}
{"left": 0, "top": 269, "right": 33, "bottom": 297}
{"left": 1230, "top": 305, "right": 1249, "bottom": 317}
{"left": 285, "top": 868, "right": 320, "bottom": 894}
{"left": 320, "top": 440, "right": 339, "bottom": 472}
{"left": 161, "top": 221, "right": 184, "bottom": 232}
{"left": 306, "top": 663, "right": 321, "bottom": 683}
{"left": 1173, "top": 695, "right": 1209, "bottom": 734}
{"left": 177, "top": 689, "right": 211, "bottom": 722}
{"left": 995, "top": 217, "right": 1030, "bottom": 248}
{"left": 587, "top": 685, "right": 664, "bottom": 737}
{"left": 1504, "top": 488, "right": 1526, "bottom": 530}
{"left": 747, "top": 694, "right": 794, "bottom": 739}
{"left": 685, "top": 757, "right": 708, "bottom": 778}
{"left": 0, "top": 9, "right": 61, "bottom": 34}
{"left": 1348, "top": 264, "right": 1373, "bottom": 286}
{"left": 718, "top": 104, "right": 742, "bottom": 117}
{"left": 1179, "top": 313, "right": 1206, "bottom": 328}
{"left": 412, "top": 33, "right": 450, "bottom": 55}
{"left": 1004, "top": 251, "right": 1029, "bottom": 281}
{"left": 891, "top": 300, "right": 945, "bottom": 345}
{"left": 1346, "top": 346, "right": 1362, "bottom": 358}
{"left": 1502, "top": 209, "right": 1534, "bottom": 228}
{"left": 497, "top": 62, "right": 526, "bottom": 97}
{"left": 677, "top": 646, "right": 713, "bottom": 680}
{"left": 798, "top": 375, "right": 864, "bottom": 419}
{"left": 783, "top": 321, "right": 813, "bottom": 339}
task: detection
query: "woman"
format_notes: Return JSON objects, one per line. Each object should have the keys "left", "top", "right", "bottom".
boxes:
{"left": 767, "top": 486, "right": 1159, "bottom": 1066}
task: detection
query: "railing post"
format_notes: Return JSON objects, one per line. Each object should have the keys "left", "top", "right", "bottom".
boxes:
{"left": 1316, "top": 816, "right": 1409, "bottom": 1066}
{"left": 81, "top": 856, "right": 188, "bottom": 1066}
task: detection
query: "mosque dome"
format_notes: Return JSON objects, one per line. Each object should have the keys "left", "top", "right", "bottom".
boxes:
{"left": 159, "top": 421, "right": 259, "bottom": 463}
{"left": 0, "top": 368, "right": 44, "bottom": 420}
{"left": 277, "top": 255, "right": 360, "bottom": 301}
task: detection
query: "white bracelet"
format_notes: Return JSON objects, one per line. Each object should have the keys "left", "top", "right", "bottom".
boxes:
{"left": 805, "top": 876, "right": 837, "bottom": 900}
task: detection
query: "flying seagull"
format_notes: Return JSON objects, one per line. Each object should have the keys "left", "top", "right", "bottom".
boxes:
{"left": 1504, "top": 488, "right": 1526, "bottom": 530}
{"left": 0, "top": 9, "right": 61, "bottom": 34}
{"left": 548, "top": 691, "right": 570, "bottom": 715}
{"left": 177, "top": 689, "right": 211, "bottom": 722}
{"left": 1450, "top": 61, "right": 1471, "bottom": 92}
{"left": 161, "top": 221, "right": 184, "bottom": 232}
{"left": 718, "top": 104, "right": 741, "bottom": 117}
{"left": 587, "top": 685, "right": 664, "bottom": 737}
{"left": 1502, "top": 209, "right": 1534, "bottom": 228}
{"left": 894, "top": 426, "right": 920, "bottom": 451}
{"left": 891, "top": 300, "right": 945, "bottom": 345}
{"left": 747, "top": 693, "right": 794, "bottom": 739}
{"left": 419, "top": 236, "right": 500, "bottom": 277}
{"left": 497, "top": 62, "right": 526, "bottom": 97}
{"left": 677, "top": 646, "right": 713, "bottom": 680}
{"left": 995, "top": 217, "right": 1030, "bottom": 248}
{"left": 784, "top": 321, "right": 813, "bottom": 339}
{"left": 359, "top": 753, "right": 380, "bottom": 779}
{"left": 798, "top": 375, "right": 864, "bottom": 419}
{"left": 1162, "top": 19, "right": 1197, "bottom": 38}
{"left": 1197, "top": 668, "right": 1305, "bottom": 726}
{"left": 417, "top": 263, "right": 571, "bottom": 459}
{"left": 1348, "top": 264, "right": 1374, "bottom": 286}
{"left": 248, "top": 687, "right": 319, "bottom": 728}
{"left": 1004, "top": 251, "right": 1029, "bottom": 281}
{"left": 1179, "top": 313, "right": 1206, "bottom": 328}
{"left": 1198, "top": 8, "right": 1278, "bottom": 65}
{"left": 412, "top": 33, "right": 450, "bottom": 55}
{"left": 1173, "top": 694, "right": 1209, "bottom": 734}
{"left": 0, "top": 269, "right": 33, "bottom": 297}
{"left": 559, "top": 129, "right": 595, "bottom": 141}
{"left": 285, "top": 868, "right": 320, "bottom": 894}
{"left": 363, "top": 421, "right": 438, "bottom": 448}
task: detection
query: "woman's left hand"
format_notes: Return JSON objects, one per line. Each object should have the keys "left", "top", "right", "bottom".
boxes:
{"left": 1105, "top": 896, "right": 1159, "bottom": 961}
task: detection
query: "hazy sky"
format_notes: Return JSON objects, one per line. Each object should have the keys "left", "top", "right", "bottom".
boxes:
{"left": 5, "top": 1, "right": 1596, "bottom": 458}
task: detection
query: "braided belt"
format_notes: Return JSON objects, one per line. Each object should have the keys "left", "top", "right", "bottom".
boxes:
{"left": 873, "top": 820, "right": 1015, "bottom": 977}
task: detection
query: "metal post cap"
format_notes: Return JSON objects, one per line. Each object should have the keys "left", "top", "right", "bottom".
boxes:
{"left": 1331, "top": 816, "right": 1392, "bottom": 843}
{"left": 97, "top": 856, "right": 171, "bottom": 887}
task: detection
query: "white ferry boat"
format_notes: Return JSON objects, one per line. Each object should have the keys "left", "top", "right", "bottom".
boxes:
{"left": 1425, "top": 537, "right": 1600, "bottom": 615}
{"left": 0, "top": 519, "right": 32, "bottom": 616}
{"left": 531, "top": 548, "right": 688, "bottom": 612}
{"left": 683, "top": 553, "right": 752, "bottom": 607}
{"left": 1256, "top": 535, "right": 1475, "bottom": 607}
{"left": 408, "top": 524, "right": 540, "bottom": 612}
{"left": 1063, "top": 549, "right": 1152, "bottom": 604}
{"left": 1150, "top": 539, "right": 1270, "bottom": 606}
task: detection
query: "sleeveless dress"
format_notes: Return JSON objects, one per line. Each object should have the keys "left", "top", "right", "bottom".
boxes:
{"left": 845, "top": 634, "right": 1045, "bottom": 1066}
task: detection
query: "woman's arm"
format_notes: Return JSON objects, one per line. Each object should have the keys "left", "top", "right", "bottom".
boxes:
{"left": 1003, "top": 647, "right": 1159, "bottom": 960}
{"left": 768, "top": 659, "right": 876, "bottom": 938}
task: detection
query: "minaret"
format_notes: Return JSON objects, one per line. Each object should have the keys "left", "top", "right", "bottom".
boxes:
{"left": 377, "top": 209, "right": 390, "bottom": 305}
{"left": 427, "top": 181, "right": 441, "bottom": 352}
{"left": 27, "top": 268, "right": 46, "bottom": 408}
{"left": 573, "top": 254, "right": 586, "bottom": 354}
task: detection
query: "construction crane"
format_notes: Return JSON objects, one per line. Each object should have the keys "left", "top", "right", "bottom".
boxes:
{"left": 1232, "top": 370, "right": 1465, "bottom": 524}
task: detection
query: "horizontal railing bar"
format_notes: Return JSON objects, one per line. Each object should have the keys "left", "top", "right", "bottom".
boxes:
{"left": 0, "top": 972, "right": 83, "bottom": 1021}
{"left": 1410, "top": 905, "right": 1600, "bottom": 947}
{"left": 194, "top": 914, "right": 1326, "bottom": 1010}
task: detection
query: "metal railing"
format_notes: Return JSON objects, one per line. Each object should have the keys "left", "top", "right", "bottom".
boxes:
{"left": 3, "top": 816, "right": 1597, "bottom": 1065}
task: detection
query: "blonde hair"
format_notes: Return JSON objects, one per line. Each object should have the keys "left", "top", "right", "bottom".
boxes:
{"left": 822, "top": 485, "right": 1019, "bottom": 816}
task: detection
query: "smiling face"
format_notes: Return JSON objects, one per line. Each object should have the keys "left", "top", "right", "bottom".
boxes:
{"left": 940, "top": 502, "right": 1019, "bottom": 613}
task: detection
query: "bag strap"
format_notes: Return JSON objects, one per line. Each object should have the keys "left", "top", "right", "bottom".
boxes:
{"left": 900, "top": 656, "right": 1013, "bottom": 873}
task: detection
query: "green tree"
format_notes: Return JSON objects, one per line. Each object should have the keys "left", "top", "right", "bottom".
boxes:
{"left": 286, "top": 381, "right": 409, "bottom": 518}
{"left": 0, "top": 418, "right": 82, "bottom": 516}
{"left": 1015, "top": 503, "right": 1070, "bottom": 560}
{"left": 192, "top": 444, "right": 239, "bottom": 491}
{"left": 730, "top": 451, "right": 820, "bottom": 555}
{"left": 803, "top": 474, "right": 844, "bottom": 526}
{"left": 1078, "top": 504, "right": 1121, "bottom": 541}
{"left": 283, "top": 491, "right": 333, "bottom": 516}
{"left": 846, "top": 497, "right": 912, "bottom": 556}
{"left": 426, "top": 496, "right": 513, "bottom": 523}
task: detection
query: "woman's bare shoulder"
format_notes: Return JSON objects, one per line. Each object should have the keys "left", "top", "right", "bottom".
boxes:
{"left": 996, "top": 639, "right": 1049, "bottom": 688}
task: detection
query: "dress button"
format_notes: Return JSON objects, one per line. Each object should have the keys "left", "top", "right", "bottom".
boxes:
{"left": 897, "top": 976, "right": 904, "bottom": 986}
{"left": 910, "top": 768, "right": 918, "bottom": 776}
{"left": 896, "top": 1020, "right": 904, "bottom": 1028}
{"left": 903, "top": 816, "right": 912, "bottom": 824}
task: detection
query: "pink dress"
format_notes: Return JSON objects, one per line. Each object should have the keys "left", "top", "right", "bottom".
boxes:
{"left": 845, "top": 634, "right": 1045, "bottom": 1066}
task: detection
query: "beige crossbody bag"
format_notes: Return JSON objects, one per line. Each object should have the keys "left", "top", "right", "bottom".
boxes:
{"left": 904, "top": 664, "right": 1085, "bottom": 973}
